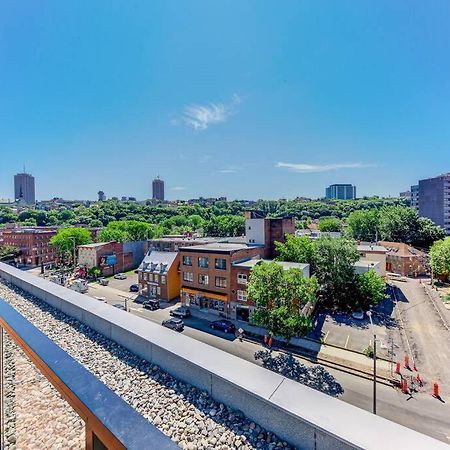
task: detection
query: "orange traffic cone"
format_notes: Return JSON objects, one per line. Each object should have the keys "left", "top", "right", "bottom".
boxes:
{"left": 433, "top": 382, "right": 439, "bottom": 398}
{"left": 401, "top": 379, "right": 408, "bottom": 394}
{"left": 404, "top": 355, "right": 410, "bottom": 369}
{"left": 395, "top": 362, "right": 401, "bottom": 374}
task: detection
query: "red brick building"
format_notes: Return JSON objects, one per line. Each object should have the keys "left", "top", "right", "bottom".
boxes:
{"left": 244, "top": 211, "right": 295, "bottom": 258}
{"left": 77, "top": 241, "right": 134, "bottom": 276}
{"left": 378, "top": 241, "right": 428, "bottom": 277}
{"left": 179, "top": 243, "right": 262, "bottom": 316}
{"left": 0, "top": 227, "right": 58, "bottom": 266}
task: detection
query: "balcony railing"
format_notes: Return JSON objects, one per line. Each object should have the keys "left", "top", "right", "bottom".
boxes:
{"left": 0, "top": 298, "right": 177, "bottom": 450}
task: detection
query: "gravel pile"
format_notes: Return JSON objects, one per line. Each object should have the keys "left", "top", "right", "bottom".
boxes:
{"left": 0, "top": 281, "right": 294, "bottom": 450}
{"left": 2, "top": 335, "right": 84, "bottom": 450}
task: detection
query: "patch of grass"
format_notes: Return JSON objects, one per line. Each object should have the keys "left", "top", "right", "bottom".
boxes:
{"left": 363, "top": 345, "right": 374, "bottom": 359}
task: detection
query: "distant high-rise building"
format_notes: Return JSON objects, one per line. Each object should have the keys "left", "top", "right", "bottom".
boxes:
{"left": 399, "top": 191, "right": 412, "bottom": 201}
{"left": 98, "top": 190, "right": 106, "bottom": 201}
{"left": 417, "top": 174, "right": 450, "bottom": 235}
{"left": 152, "top": 176, "right": 165, "bottom": 201}
{"left": 410, "top": 185, "right": 419, "bottom": 210}
{"left": 14, "top": 172, "right": 35, "bottom": 204}
{"left": 325, "top": 184, "right": 356, "bottom": 200}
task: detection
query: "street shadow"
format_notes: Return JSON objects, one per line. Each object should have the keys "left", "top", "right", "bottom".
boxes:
{"left": 254, "top": 350, "right": 344, "bottom": 397}
{"left": 3, "top": 282, "right": 293, "bottom": 449}
{"left": 308, "top": 313, "right": 326, "bottom": 340}
{"left": 391, "top": 285, "right": 409, "bottom": 303}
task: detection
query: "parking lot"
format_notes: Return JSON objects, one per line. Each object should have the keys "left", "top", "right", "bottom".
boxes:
{"left": 103, "top": 270, "right": 138, "bottom": 292}
{"left": 309, "top": 290, "right": 406, "bottom": 360}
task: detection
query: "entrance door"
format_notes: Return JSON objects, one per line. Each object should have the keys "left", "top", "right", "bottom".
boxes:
{"left": 236, "top": 306, "right": 250, "bottom": 322}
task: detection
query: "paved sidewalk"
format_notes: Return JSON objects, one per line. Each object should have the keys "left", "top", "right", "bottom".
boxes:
{"left": 189, "top": 308, "right": 396, "bottom": 380}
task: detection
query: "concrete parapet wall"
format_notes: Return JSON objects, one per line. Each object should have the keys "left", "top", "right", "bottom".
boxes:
{"left": 0, "top": 262, "right": 446, "bottom": 450}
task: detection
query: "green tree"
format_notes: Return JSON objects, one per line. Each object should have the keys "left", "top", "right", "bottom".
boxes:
{"left": 50, "top": 228, "right": 92, "bottom": 263}
{"left": 275, "top": 235, "right": 315, "bottom": 266}
{"left": 98, "top": 228, "right": 129, "bottom": 243}
{"left": 318, "top": 217, "right": 342, "bottom": 232}
{"left": 355, "top": 270, "right": 387, "bottom": 309}
{"left": 346, "top": 210, "right": 379, "bottom": 241}
{"left": 313, "top": 237, "right": 360, "bottom": 309}
{"left": 429, "top": 237, "right": 450, "bottom": 279}
{"left": 248, "top": 262, "right": 319, "bottom": 341}
{"left": 0, "top": 245, "right": 21, "bottom": 261}
{"left": 88, "top": 266, "right": 102, "bottom": 279}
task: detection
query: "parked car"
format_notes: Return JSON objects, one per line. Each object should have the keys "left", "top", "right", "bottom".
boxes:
{"left": 98, "top": 278, "right": 109, "bottom": 286}
{"left": 133, "top": 296, "right": 145, "bottom": 304}
{"left": 129, "top": 284, "right": 139, "bottom": 292}
{"left": 170, "top": 307, "right": 191, "bottom": 319}
{"left": 113, "top": 303, "right": 126, "bottom": 311}
{"left": 209, "top": 319, "right": 236, "bottom": 333}
{"left": 114, "top": 273, "right": 127, "bottom": 280}
{"left": 351, "top": 310, "right": 365, "bottom": 320}
{"left": 162, "top": 318, "right": 184, "bottom": 332}
{"left": 143, "top": 299, "right": 160, "bottom": 311}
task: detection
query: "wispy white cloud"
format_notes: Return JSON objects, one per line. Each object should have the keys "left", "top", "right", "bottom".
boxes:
{"left": 178, "top": 94, "right": 241, "bottom": 131}
{"left": 275, "top": 162, "right": 373, "bottom": 173}
{"left": 218, "top": 165, "right": 243, "bottom": 174}
{"left": 170, "top": 186, "right": 186, "bottom": 191}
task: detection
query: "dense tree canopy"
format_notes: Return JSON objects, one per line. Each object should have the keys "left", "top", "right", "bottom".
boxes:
{"left": 346, "top": 206, "right": 445, "bottom": 248}
{"left": 318, "top": 217, "right": 342, "bottom": 232}
{"left": 274, "top": 235, "right": 385, "bottom": 310}
{"left": 247, "top": 262, "right": 319, "bottom": 341}
{"left": 50, "top": 228, "right": 92, "bottom": 263}
{"left": 429, "top": 237, "right": 450, "bottom": 278}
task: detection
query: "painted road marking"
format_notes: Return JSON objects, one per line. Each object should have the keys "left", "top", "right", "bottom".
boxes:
{"left": 344, "top": 335, "right": 350, "bottom": 349}
{"left": 323, "top": 331, "right": 329, "bottom": 343}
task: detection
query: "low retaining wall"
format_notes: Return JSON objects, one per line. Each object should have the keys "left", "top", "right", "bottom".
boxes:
{"left": 0, "top": 263, "right": 446, "bottom": 450}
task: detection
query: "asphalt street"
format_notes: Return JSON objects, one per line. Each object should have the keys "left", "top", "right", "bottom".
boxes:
{"left": 87, "top": 280, "right": 450, "bottom": 444}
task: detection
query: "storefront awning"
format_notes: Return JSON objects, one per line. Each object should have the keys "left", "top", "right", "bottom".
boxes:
{"left": 181, "top": 288, "right": 228, "bottom": 302}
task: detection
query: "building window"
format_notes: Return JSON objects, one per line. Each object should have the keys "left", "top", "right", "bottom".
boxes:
{"left": 161, "top": 275, "right": 166, "bottom": 285}
{"left": 157, "top": 286, "right": 161, "bottom": 295}
{"left": 237, "top": 290, "right": 248, "bottom": 302}
{"left": 183, "top": 256, "right": 192, "bottom": 266}
{"left": 154, "top": 274, "right": 159, "bottom": 283}
{"left": 210, "top": 299, "right": 225, "bottom": 312}
{"left": 215, "top": 276, "right": 227, "bottom": 288}
{"left": 198, "top": 257, "right": 209, "bottom": 268}
{"left": 237, "top": 273, "right": 248, "bottom": 284}
{"left": 148, "top": 273, "right": 154, "bottom": 282}
{"left": 198, "top": 274, "right": 209, "bottom": 285}
{"left": 215, "top": 258, "right": 227, "bottom": 270}
{"left": 183, "top": 272, "right": 194, "bottom": 282}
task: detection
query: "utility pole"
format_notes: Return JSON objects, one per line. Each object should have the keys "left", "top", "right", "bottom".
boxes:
{"left": 367, "top": 309, "right": 377, "bottom": 415}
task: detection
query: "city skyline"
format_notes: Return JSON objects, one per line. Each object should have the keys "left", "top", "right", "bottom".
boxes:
{"left": 2, "top": 2, "right": 450, "bottom": 200}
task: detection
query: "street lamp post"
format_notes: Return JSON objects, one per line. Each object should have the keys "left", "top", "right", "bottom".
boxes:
{"left": 366, "top": 309, "right": 377, "bottom": 415}
{"left": 68, "top": 237, "right": 77, "bottom": 269}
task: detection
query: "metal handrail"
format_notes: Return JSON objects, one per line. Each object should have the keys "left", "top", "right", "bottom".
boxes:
{"left": 0, "top": 298, "right": 178, "bottom": 450}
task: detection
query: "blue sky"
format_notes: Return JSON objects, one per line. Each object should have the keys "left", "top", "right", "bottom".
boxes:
{"left": 1, "top": 1, "right": 450, "bottom": 201}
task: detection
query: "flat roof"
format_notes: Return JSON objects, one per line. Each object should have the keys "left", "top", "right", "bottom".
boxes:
{"left": 357, "top": 244, "right": 387, "bottom": 253}
{"left": 232, "top": 259, "right": 310, "bottom": 270}
{"left": 180, "top": 242, "right": 260, "bottom": 254}
{"left": 354, "top": 259, "right": 381, "bottom": 268}
{"left": 78, "top": 241, "right": 115, "bottom": 248}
